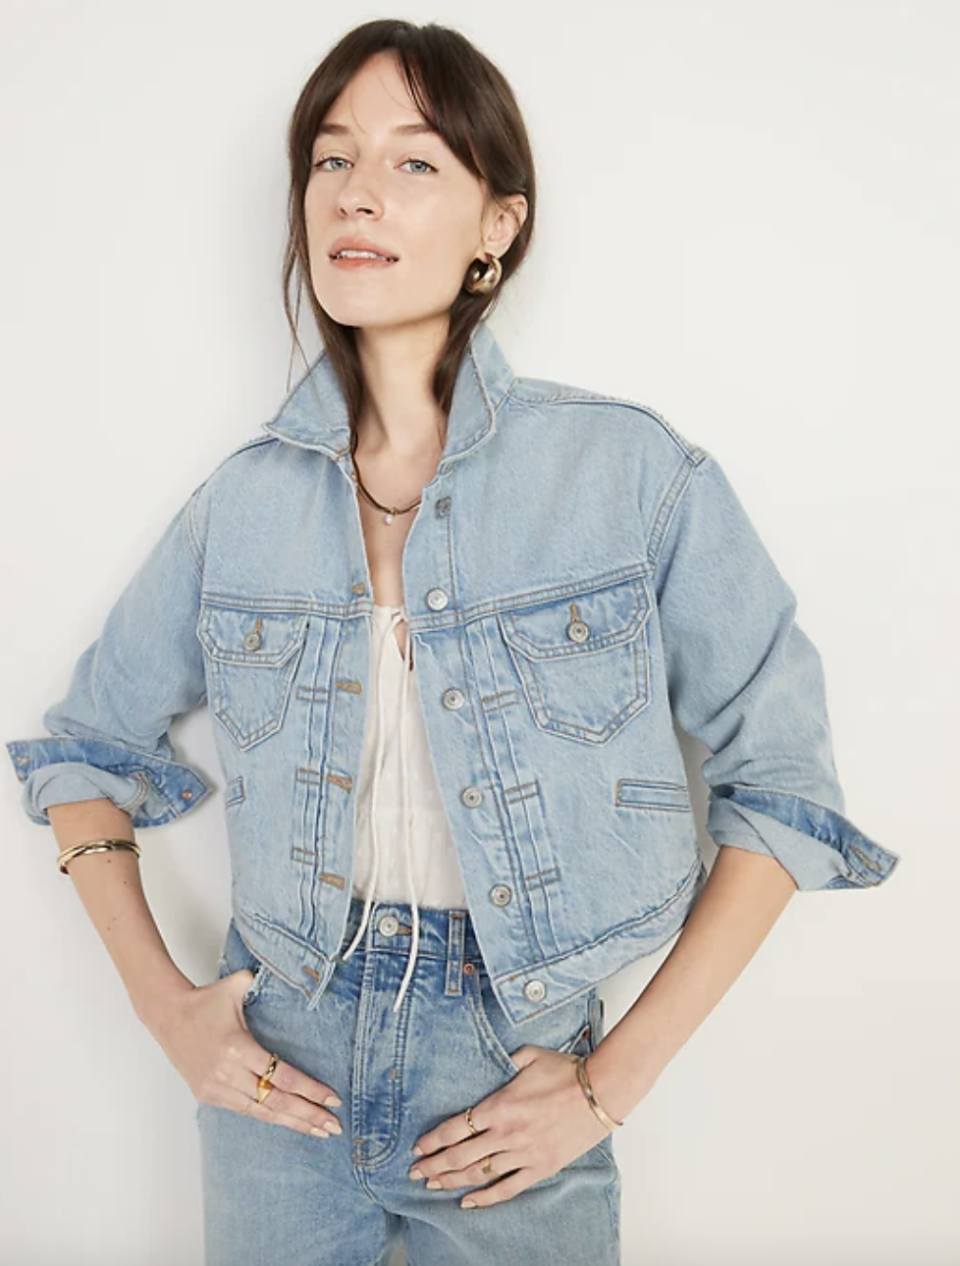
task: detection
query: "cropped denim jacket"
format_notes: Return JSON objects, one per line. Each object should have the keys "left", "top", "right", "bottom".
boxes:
{"left": 5, "top": 321, "right": 901, "bottom": 1026}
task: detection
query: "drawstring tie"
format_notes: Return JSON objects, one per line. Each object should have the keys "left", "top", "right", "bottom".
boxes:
{"left": 340, "top": 605, "right": 419, "bottom": 1013}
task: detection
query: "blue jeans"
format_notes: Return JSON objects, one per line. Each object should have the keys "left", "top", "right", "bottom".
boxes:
{"left": 197, "top": 895, "right": 622, "bottom": 1265}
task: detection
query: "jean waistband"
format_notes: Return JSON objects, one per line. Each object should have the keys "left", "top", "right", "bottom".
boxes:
{"left": 339, "top": 894, "right": 486, "bottom": 966}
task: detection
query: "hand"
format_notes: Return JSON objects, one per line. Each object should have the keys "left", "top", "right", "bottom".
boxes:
{"left": 408, "top": 1045, "right": 613, "bottom": 1209}
{"left": 146, "top": 968, "right": 345, "bottom": 1138}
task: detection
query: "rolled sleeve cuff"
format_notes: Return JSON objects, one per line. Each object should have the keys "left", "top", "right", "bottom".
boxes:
{"left": 6, "top": 737, "right": 212, "bottom": 829}
{"left": 707, "top": 786, "right": 901, "bottom": 891}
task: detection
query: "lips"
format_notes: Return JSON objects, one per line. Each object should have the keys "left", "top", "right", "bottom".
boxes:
{"left": 328, "top": 236, "right": 399, "bottom": 261}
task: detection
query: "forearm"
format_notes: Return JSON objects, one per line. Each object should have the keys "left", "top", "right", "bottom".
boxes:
{"left": 586, "top": 844, "right": 798, "bottom": 1125}
{"left": 46, "top": 799, "right": 194, "bottom": 1027}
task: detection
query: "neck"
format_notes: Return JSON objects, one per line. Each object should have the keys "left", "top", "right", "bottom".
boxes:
{"left": 354, "top": 320, "right": 448, "bottom": 460}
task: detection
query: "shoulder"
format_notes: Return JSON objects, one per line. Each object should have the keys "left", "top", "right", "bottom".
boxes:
{"left": 190, "top": 430, "right": 287, "bottom": 498}
{"left": 183, "top": 431, "right": 284, "bottom": 547}
{"left": 202, "top": 432, "right": 280, "bottom": 482}
{"left": 505, "top": 374, "right": 710, "bottom": 469}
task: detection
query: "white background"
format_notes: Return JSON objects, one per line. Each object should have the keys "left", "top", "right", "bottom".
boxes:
{"left": 1, "top": 2, "right": 955, "bottom": 1263}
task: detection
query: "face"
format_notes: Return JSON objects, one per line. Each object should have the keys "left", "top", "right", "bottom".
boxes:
{"left": 305, "top": 50, "right": 526, "bottom": 335}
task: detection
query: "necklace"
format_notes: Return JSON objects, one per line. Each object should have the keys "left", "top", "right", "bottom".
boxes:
{"left": 351, "top": 448, "right": 423, "bottom": 526}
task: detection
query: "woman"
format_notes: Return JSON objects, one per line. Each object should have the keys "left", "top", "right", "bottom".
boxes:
{"left": 5, "top": 18, "right": 901, "bottom": 1266}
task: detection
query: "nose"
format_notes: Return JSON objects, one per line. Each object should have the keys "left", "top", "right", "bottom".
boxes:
{"left": 336, "top": 165, "right": 385, "bottom": 218}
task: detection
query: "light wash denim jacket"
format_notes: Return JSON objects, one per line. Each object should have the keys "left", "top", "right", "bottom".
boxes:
{"left": 5, "top": 321, "right": 901, "bottom": 1025}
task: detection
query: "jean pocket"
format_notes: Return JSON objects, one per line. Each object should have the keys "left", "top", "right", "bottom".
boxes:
{"left": 197, "top": 600, "right": 309, "bottom": 751}
{"left": 497, "top": 575, "right": 652, "bottom": 744}
{"left": 465, "top": 964, "right": 595, "bottom": 1077}
{"left": 217, "top": 918, "right": 283, "bottom": 1009}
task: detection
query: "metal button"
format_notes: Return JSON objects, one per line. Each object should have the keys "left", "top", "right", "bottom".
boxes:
{"left": 524, "top": 979, "right": 547, "bottom": 1002}
{"left": 181, "top": 790, "right": 193, "bottom": 800}
{"left": 243, "top": 630, "right": 262, "bottom": 651}
{"left": 460, "top": 786, "right": 483, "bottom": 808}
{"left": 566, "top": 619, "right": 590, "bottom": 643}
{"left": 490, "top": 884, "right": 512, "bottom": 906}
{"left": 442, "top": 687, "right": 465, "bottom": 710}
{"left": 378, "top": 914, "right": 399, "bottom": 936}
{"left": 426, "top": 587, "right": 449, "bottom": 611}
{"left": 435, "top": 496, "right": 452, "bottom": 517}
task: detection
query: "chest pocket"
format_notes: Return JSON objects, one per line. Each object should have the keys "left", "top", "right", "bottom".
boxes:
{"left": 197, "top": 601, "right": 309, "bottom": 750}
{"left": 498, "top": 575, "right": 652, "bottom": 744}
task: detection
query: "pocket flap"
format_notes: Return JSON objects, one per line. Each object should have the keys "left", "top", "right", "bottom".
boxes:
{"left": 499, "top": 577, "right": 651, "bottom": 661}
{"left": 198, "top": 602, "right": 308, "bottom": 667}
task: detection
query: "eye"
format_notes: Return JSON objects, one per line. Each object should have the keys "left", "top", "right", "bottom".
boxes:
{"left": 311, "top": 156, "right": 437, "bottom": 175}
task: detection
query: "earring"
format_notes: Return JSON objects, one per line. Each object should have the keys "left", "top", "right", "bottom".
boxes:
{"left": 464, "top": 253, "right": 502, "bottom": 295}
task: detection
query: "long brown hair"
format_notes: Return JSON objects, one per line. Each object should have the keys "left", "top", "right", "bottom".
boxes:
{"left": 281, "top": 18, "right": 536, "bottom": 447}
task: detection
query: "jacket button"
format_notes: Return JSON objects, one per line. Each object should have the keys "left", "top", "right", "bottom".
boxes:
{"left": 378, "top": 914, "right": 399, "bottom": 936}
{"left": 490, "top": 884, "right": 512, "bottom": 906}
{"left": 442, "top": 687, "right": 465, "bottom": 710}
{"left": 460, "top": 786, "right": 483, "bottom": 808}
{"left": 243, "top": 630, "right": 262, "bottom": 651}
{"left": 566, "top": 619, "right": 590, "bottom": 643}
{"left": 435, "top": 496, "right": 452, "bottom": 517}
{"left": 524, "top": 979, "right": 547, "bottom": 1002}
{"left": 426, "top": 587, "right": 449, "bottom": 611}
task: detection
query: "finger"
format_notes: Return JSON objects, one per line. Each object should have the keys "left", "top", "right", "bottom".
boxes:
{"left": 418, "top": 1149, "right": 519, "bottom": 1191}
{"left": 461, "top": 1168, "right": 533, "bottom": 1209}
{"left": 240, "top": 1089, "right": 344, "bottom": 1137}
{"left": 243, "top": 1077, "right": 345, "bottom": 1135}
{"left": 414, "top": 1103, "right": 490, "bottom": 1157}
{"left": 242, "top": 1038, "right": 343, "bottom": 1109}
{"left": 208, "top": 1083, "right": 341, "bottom": 1138}
{"left": 410, "top": 1134, "right": 503, "bottom": 1181}
{"left": 206, "top": 1033, "right": 344, "bottom": 1135}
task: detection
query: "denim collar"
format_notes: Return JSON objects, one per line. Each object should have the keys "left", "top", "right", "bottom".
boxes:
{"left": 261, "top": 320, "right": 516, "bottom": 469}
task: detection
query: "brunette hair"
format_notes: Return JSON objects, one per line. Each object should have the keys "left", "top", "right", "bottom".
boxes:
{"left": 281, "top": 18, "right": 536, "bottom": 445}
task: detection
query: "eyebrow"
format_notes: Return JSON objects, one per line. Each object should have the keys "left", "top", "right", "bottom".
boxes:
{"left": 314, "top": 122, "right": 440, "bottom": 139}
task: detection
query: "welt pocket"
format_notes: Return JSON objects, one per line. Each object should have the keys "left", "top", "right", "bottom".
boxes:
{"left": 224, "top": 774, "right": 246, "bottom": 807}
{"left": 615, "top": 778, "right": 691, "bottom": 811}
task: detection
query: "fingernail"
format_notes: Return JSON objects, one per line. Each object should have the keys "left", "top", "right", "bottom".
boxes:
{"left": 462, "top": 1199, "right": 477, "bottom": 1208}
{"left": 324, "top": 1095, "right": 342, "bottom": 1107}
{"left": 413, "top": 1145, "right": 424, "bottom": 1156}
{"left": 324, "top": 1120, "right": 343, "bottom": 1135}
{"left": 310, "top": 1126, "right": 330, "bottom": 1137}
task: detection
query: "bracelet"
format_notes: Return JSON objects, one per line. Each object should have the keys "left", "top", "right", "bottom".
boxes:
{"left": 57, "top": 838, "right": 141, "bottom": 875}
{"left": 576, "top": 1054, "right": 625, "bottom": 1130}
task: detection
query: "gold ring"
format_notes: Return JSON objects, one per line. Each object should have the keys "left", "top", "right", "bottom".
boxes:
{"left": 257, "top": 1052, "right": 280, "bottom": 1104}
{"left": 464, "top": 1105, "right": 481, "bottom": 1135}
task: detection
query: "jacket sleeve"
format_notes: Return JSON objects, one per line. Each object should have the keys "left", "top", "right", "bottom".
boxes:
{"left": 650, "top": 447, "right": 901, "bottom": 890}
{"left": 5, "top": 484, "right": 213, "bottom": 829}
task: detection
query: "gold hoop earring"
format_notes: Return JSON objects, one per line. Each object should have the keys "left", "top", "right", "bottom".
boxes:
{"left": 464, "top": 253, "right": 502, "bottom": 295}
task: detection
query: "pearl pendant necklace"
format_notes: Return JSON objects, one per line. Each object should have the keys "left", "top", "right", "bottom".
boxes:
{"left": 351, "top": 450, "right": 422, "bottom": 526}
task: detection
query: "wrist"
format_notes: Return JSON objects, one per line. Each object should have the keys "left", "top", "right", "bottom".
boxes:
{"left": 132, "top": 970, "right": 196, "bottom": 1033}
{"left": 583, "top": 1043, "right": 659, "bottom": 1126}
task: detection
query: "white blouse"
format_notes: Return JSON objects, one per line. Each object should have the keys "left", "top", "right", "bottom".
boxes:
{"left": 339, "top": 602, "right": 468, "bottom": 1012}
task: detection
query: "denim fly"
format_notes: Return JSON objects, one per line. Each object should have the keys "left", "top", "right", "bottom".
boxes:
{"left": 197, "top": 895, "right": 621, "bottom": 1266}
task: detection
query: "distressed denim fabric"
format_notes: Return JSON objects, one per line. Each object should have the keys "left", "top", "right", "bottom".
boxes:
{"left": 197, "top": 898, "right": 620, "bottom": 1266}
{"left": 5, "top": 320, "right": 901, "bottom": 1029}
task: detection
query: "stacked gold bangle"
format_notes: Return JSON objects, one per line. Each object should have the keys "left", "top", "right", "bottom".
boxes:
{"left": 576, "top": 1054, "right": 624, "bottom": 1129}
{"left": 57, "top": 838, "right": 141, "bottom": 874}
